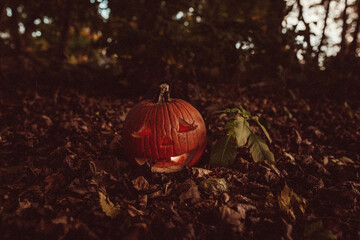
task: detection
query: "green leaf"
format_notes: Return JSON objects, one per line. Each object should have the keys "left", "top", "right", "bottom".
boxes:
{"left": 239, "top": 105, "right": 251, "bottom": 118}
{"left": 252, "top": 116, "right": 272, "bottom": 143}
{"left": 230, "top": 108, "right": 240, "bottom": 113}
{"left": 99, "top": 191, "right": 121, "bottom": 219}
{"left": 218, "top": 113, "right": 227, "bottom": 119}
{"left": 210, "top": 135, "right": 237, "bottom": 167}
{"left": 248, "top": 133, "right": 275, "bottom": 163}
{"left": 304, "top": 221, "right": 336, "bottom": 240}
{"left": 233, "top": 116, "right": 251, "bottom": 147}
{"left": 225, "top": 121, "right": 234, "bottom": 130}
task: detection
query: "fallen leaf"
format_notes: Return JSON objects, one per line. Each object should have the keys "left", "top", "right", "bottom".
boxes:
{"left": 138, "top": 194, "right": 148, "bottom": 210}
{"left": 295, "top": 130, "right": 302, "bottom": 145}
{"left": 52, "top": 215, "right": 68, "bottom": 225}
{"left": 330, "top": 156, "right": 354, "bottom": 166}
{"left": 99, "top": 191, "right": 121, "bottom": 219}
{"left": 51, "top": 215, "right": 71, "bottom": 237}
{"left": 323, "top": 156, "right": 329, "bottom": 166}
{"left": 278, "top": 183, "right": 306, "bottom": 220}
{"left": 219, "top": 205, "right": 244, "bottom": 230}
{"left": 284, "top": 106, "right": 293, "bottom": 119}
{"left": 44, "top": 173, "right": 65, "bottom": 194}
{"left": 344, "top": 102, "right": 353, "bottom": 119}
{"left": 42, "top": 115, "right": 53, "bottom": 127}
{"left": 16, "top": 199, "right": 32, "bottom": 215}
{"left": 339, "top": 156, "right": 354, "bottom": 164}
{"left": 127, "top": 205, "right": 145, "bottom": 217}
{"left": 308, "top": 126, "right": 323, "bottom": 138}
{"left": 282, "top": 217, "right": 294, "bottom": 240}
{"left": 132, "top": 176, "right": 149, "bottom": 191}
{"left": 284, "top": 152, "right": 296, "bottom": 165}
{"left": 179, "top": 179, "right": 201, "bottom": 203}
{"left": 199, "top": 178, "right": 229, "bottom": 195}
{"left": 191, "top": 167, "right": 212, "bottom": 178}
{"left": 219, "top": 203, "right": 255, "bottom": 232}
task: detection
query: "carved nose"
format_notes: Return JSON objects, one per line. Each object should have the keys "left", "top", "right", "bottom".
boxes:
{"left": 161, "top": 136, "right": 173, "bottom": 146}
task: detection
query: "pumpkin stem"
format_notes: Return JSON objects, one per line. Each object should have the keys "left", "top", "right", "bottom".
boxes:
{"left": 157, "top": 83, "right": 171, "bottom": 103}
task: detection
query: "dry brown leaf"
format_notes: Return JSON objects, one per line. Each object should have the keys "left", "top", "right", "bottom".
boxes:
{"left": 132, "top": 176, "right": 149, "bottom": 191}
{"left": 127, "top": 205, "right": 145, "bottom": 217}
{"left": 199, "top": 178, "right": 228, "bottom": 195}
{"left": 278, "top": 183, "right": 306, "bottom": 220}
{"left": 218, "top": 204, "right": 255, "bottom": 232}
{"left": 179, "top": 179, "right": 201, "bottom": 203}
{"left": 138, "top": 194, "right": 148, "bottom": 210}
{"left": 99, "top": 192, "right": 121, "bottom": 219}
{"left": 295, "top": 130, "right": 302, "bottom": 145}
{"left": 44, "top": 173, "right": 65, "bottom": 194}
{"left": 191, "top": 167, "right": 212, "bottom": 178}
{"left": 41, "top": 115, "right": 53, "bottom": 127}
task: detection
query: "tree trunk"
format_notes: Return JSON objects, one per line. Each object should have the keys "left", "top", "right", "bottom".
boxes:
{"left": 0, "top": 0, "right": 7, "bottom": 27}
{"left": 316, "top": 0, "right": 331, "bottom": 62}
{"left": 8, "top": 2, "right": 27, "bottom": 69}
{"left": 349, "top": 0, "right": 360, "bottom": 55}
{"left": 24, "top": 14, "right": 36, "bottom": 43}
{"left": 0, "top": 0, "right": 8, "bottom": 62}
{"left": 296, "top": 0, "right": 313, "bottom": 61}
{"left": 58, "top": 0, "right": 73, "bottom": 64}
{"left": 9, "top": 6, "right": 25, "bottom": 56}
{"left": 338, "top": 0, "right": 349, "bottom": 58}
{"left": 264, "top": 0, "right": 286, "bottom": 76}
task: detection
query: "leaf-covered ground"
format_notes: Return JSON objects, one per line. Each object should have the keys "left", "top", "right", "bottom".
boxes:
{"left": 0, "top": 84, "right": 359, "bottom": 239}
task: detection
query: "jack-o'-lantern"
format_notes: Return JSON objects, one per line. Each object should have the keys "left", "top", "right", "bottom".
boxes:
{"left": 123, "top": 84, "right": 207, "bottom": 173}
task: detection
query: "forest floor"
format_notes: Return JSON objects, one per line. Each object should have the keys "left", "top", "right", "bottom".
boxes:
{"left": 0, "top": 82, "right": 359, "bottom": 240}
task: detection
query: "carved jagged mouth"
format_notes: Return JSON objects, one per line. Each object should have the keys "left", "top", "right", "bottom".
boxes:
{"left": 134, "top": 147, "right": 199, "bottom": 173}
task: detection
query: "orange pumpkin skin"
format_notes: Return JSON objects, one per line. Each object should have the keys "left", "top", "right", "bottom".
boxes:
{"left": 123, "top": 95, "right": 207, "bottom": 173}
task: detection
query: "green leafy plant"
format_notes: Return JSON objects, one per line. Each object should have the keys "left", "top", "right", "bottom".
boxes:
{"left": 210, "top": 106, "right": 274, "bottom": 166}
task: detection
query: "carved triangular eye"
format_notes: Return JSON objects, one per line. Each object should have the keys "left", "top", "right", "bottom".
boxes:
{"left": 178, "top": 118, "right": 197, "bottom": 133}
{"left": 161, "top": 136, "right": 174, "bottom": 146}
{"left": 131, "top": 125, "right": 152, "bottom": 138}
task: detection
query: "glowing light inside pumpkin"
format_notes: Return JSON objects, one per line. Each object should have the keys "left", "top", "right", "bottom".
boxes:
{"left": 170, "top": 152, "right": 189, "bottom": 163}
{"left": 178, "top": 118, "right": 197, "bottom": 132}
{"left": 179, "top": 123, "right": 191, "bottom": 132}
{"left": 131, "top": 125, "right": 152, "bottom": 137}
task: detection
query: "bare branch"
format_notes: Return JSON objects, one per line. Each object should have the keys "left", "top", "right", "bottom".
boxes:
{"left": 316, "top": 0, "right": 331, "bottom": 62}
{"left": 339, "top": 0, "right": 349, "bottom": 57}
{"left": 349, "top": 0, "right": 360, "bottom": 55}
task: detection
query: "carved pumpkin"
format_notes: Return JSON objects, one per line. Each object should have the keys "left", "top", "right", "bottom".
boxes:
{"left": 123, "top": 84, "right": 207, "bottom": 173}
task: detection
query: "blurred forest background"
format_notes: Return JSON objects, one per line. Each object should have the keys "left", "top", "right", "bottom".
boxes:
{"left": 0, "top": 0, "right": 359, "bottom": 99}
{"left": 1, "top": 1, "right": 360, "bottom": 238}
